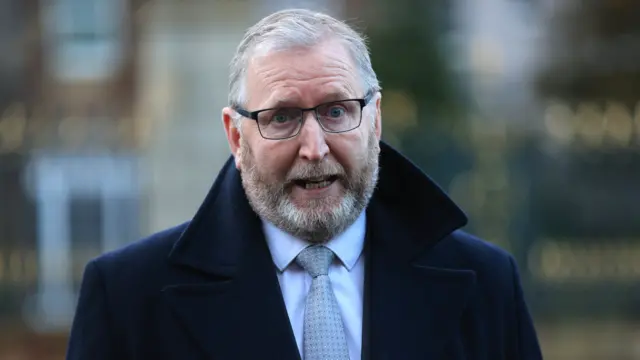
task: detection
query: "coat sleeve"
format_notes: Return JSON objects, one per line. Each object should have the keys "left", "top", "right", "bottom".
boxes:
{"left": 507, "top": 256, "right": 544, "bottom": 360}
{"left": 66, "top": 259, "right": 119, "bottom": 360}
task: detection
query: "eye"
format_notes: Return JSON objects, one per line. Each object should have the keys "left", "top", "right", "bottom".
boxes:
{"left": 327, "top": 106, "right": 346, "bottom": 118}
{"left": 272, "top": 114, "right": 289, "bottom": 123}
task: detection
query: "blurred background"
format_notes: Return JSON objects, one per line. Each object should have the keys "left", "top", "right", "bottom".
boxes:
{"left": 0, "top": 0, "right": 639, "bottom": 358}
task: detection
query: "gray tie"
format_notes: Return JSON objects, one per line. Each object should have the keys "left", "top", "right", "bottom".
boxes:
{"left": 295, "top": 245, "right": 350, "bottom": 360}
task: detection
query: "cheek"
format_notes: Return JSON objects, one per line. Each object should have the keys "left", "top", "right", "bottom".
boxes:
{"left": 256, "top": 144, "right": 297, "bottom": 176}
{"left": 328, "top": 134, "right": 367, "bottom": 169}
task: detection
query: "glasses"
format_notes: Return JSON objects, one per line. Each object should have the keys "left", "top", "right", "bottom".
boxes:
{"left": 233, "top": 92, "right": 374, "bottom": 140}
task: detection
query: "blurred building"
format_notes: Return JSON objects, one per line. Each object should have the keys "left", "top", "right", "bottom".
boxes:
{"left": 530, "top": 2, "right": 640, "bottom": 357}
{"left": 0, "top": 0, "right": 146, "bottom": 347}
{"left": 445, "top": 0, "right": 640, "bottom": 358}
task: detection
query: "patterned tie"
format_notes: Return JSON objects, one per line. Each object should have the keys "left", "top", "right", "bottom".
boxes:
{"left": 295, "top": 245, "right": 351, "bottom": 360}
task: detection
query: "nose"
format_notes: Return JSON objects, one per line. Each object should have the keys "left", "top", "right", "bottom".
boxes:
{"left": 297, "top": 112, "right": 329, "bottom": 162}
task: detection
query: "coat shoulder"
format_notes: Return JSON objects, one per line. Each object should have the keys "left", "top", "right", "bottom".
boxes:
{"left": 432, "top": 230, "right": 520, "bottom": 286}
{"left": 448, "top": 230, "right": 514, "bottom": 263}
{"left": 88, "top": 221, "right": 190, "bottom": 284}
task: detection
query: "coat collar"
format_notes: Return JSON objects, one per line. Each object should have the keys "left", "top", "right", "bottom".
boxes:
{"left": 167, "top": 140, "right": 468, "bottom": 275}
{"left": 163, "top": 141, "right": 474, "bottom": 360}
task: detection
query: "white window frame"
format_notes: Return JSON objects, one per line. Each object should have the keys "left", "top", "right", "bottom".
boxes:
{"left": 22, "top": 153, "right": 140, "bottom": 332}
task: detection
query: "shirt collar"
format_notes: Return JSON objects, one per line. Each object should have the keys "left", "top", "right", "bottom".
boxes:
{"left": 262, "top": 211, "right": 366, "bottom": 272}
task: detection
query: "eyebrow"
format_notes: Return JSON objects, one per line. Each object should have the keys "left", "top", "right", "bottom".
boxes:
{"left": 268, "top": 90, "right": 355, "bottom": 109}
{"left": 321, "top": 90, "right": 355, "bottom": 103}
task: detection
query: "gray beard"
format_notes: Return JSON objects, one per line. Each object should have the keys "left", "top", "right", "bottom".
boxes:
{"left": 238, "top": 131, "right": 379, "bottom": 244}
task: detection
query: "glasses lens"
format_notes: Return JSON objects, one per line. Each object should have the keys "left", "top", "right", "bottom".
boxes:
{"left": 316, "top": 100, "right": 362, "bottom": 132}
{"left": 257, "top": 108, "right": 303, "bottom": 139}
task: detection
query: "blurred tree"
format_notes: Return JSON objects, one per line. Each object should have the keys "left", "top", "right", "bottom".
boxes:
{"left": 346, "top": 0, "right": 470, "bottom": 185}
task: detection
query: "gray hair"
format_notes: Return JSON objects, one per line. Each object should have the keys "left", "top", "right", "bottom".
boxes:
{"left": 228, "top": 8, "right": 381, "bottom": 118}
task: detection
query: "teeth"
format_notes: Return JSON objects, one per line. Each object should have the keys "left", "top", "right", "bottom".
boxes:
{"left": 304, "top": 180, "right": 331, "bottom": 189}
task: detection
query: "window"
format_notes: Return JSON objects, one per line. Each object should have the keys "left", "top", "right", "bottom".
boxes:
{"left": 44, "top": 0, "right": 126, "bottom": 81}
{"left": 22, "top": 154, "right": 140, "bottom": 331}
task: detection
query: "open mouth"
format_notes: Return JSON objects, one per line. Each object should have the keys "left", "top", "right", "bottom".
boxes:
{"left": 293, "top": 175, "right": 339, "bottom": 190}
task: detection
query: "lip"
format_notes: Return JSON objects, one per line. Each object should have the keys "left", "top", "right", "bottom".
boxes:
{"left": 291, "top": 175, "right": 339, "bottom": 187}
{"left": 290, "top": 176, "right": 340, "bottom": 199}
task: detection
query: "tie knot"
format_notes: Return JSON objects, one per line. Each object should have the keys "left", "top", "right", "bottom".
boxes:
{"left": 295, "top": 245, "right": 334, "bottom": 278}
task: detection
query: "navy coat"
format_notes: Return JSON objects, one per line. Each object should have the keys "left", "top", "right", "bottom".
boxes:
{"left": 66, "top": 142, "right": 543, "bottom": 359}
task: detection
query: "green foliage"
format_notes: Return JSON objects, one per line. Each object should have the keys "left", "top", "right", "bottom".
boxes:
{"left": 369, "top": 27, "right": 454, "bottom": 109}
{"left": 361, "top": 1, "right": 466, "bottom": 169}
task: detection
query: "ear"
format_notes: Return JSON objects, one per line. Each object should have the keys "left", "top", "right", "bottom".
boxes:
{"left": 222, "top": 107, "right": 242, "bottom": 169}
{"left": 373, "top": 92, "right": 382, "bottom": 140}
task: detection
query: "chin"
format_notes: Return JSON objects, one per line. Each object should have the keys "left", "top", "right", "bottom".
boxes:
{"left": 290, "top": 196, "right": 343, "bottom": 212}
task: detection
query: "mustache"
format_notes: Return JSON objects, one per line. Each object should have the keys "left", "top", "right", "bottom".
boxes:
{"left": 285, "top": 162, "right": 346, "bottom": 183}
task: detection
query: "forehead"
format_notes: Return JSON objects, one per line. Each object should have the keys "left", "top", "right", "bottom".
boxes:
{"left": 245, "top": 39, "right": 363, "bottom": 108}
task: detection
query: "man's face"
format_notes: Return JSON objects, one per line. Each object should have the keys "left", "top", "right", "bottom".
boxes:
{"left": 223, "top": 39, "right": 382, "bottom": 243}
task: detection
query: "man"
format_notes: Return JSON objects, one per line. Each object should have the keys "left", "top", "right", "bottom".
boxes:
{"left": 66, "top": 8, "right": 543, "bottom": 360}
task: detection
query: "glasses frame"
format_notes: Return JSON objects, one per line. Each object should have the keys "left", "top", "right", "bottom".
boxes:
{"left": 233, "top": 92, "right": 375, "bottom": 140}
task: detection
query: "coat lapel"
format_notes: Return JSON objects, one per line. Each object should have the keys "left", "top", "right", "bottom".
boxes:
{"left": 364, "top": 143, "right": 476, "bottom": 360}
{"left": 162, "top": 158, "right": 300, "bottom": 360}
